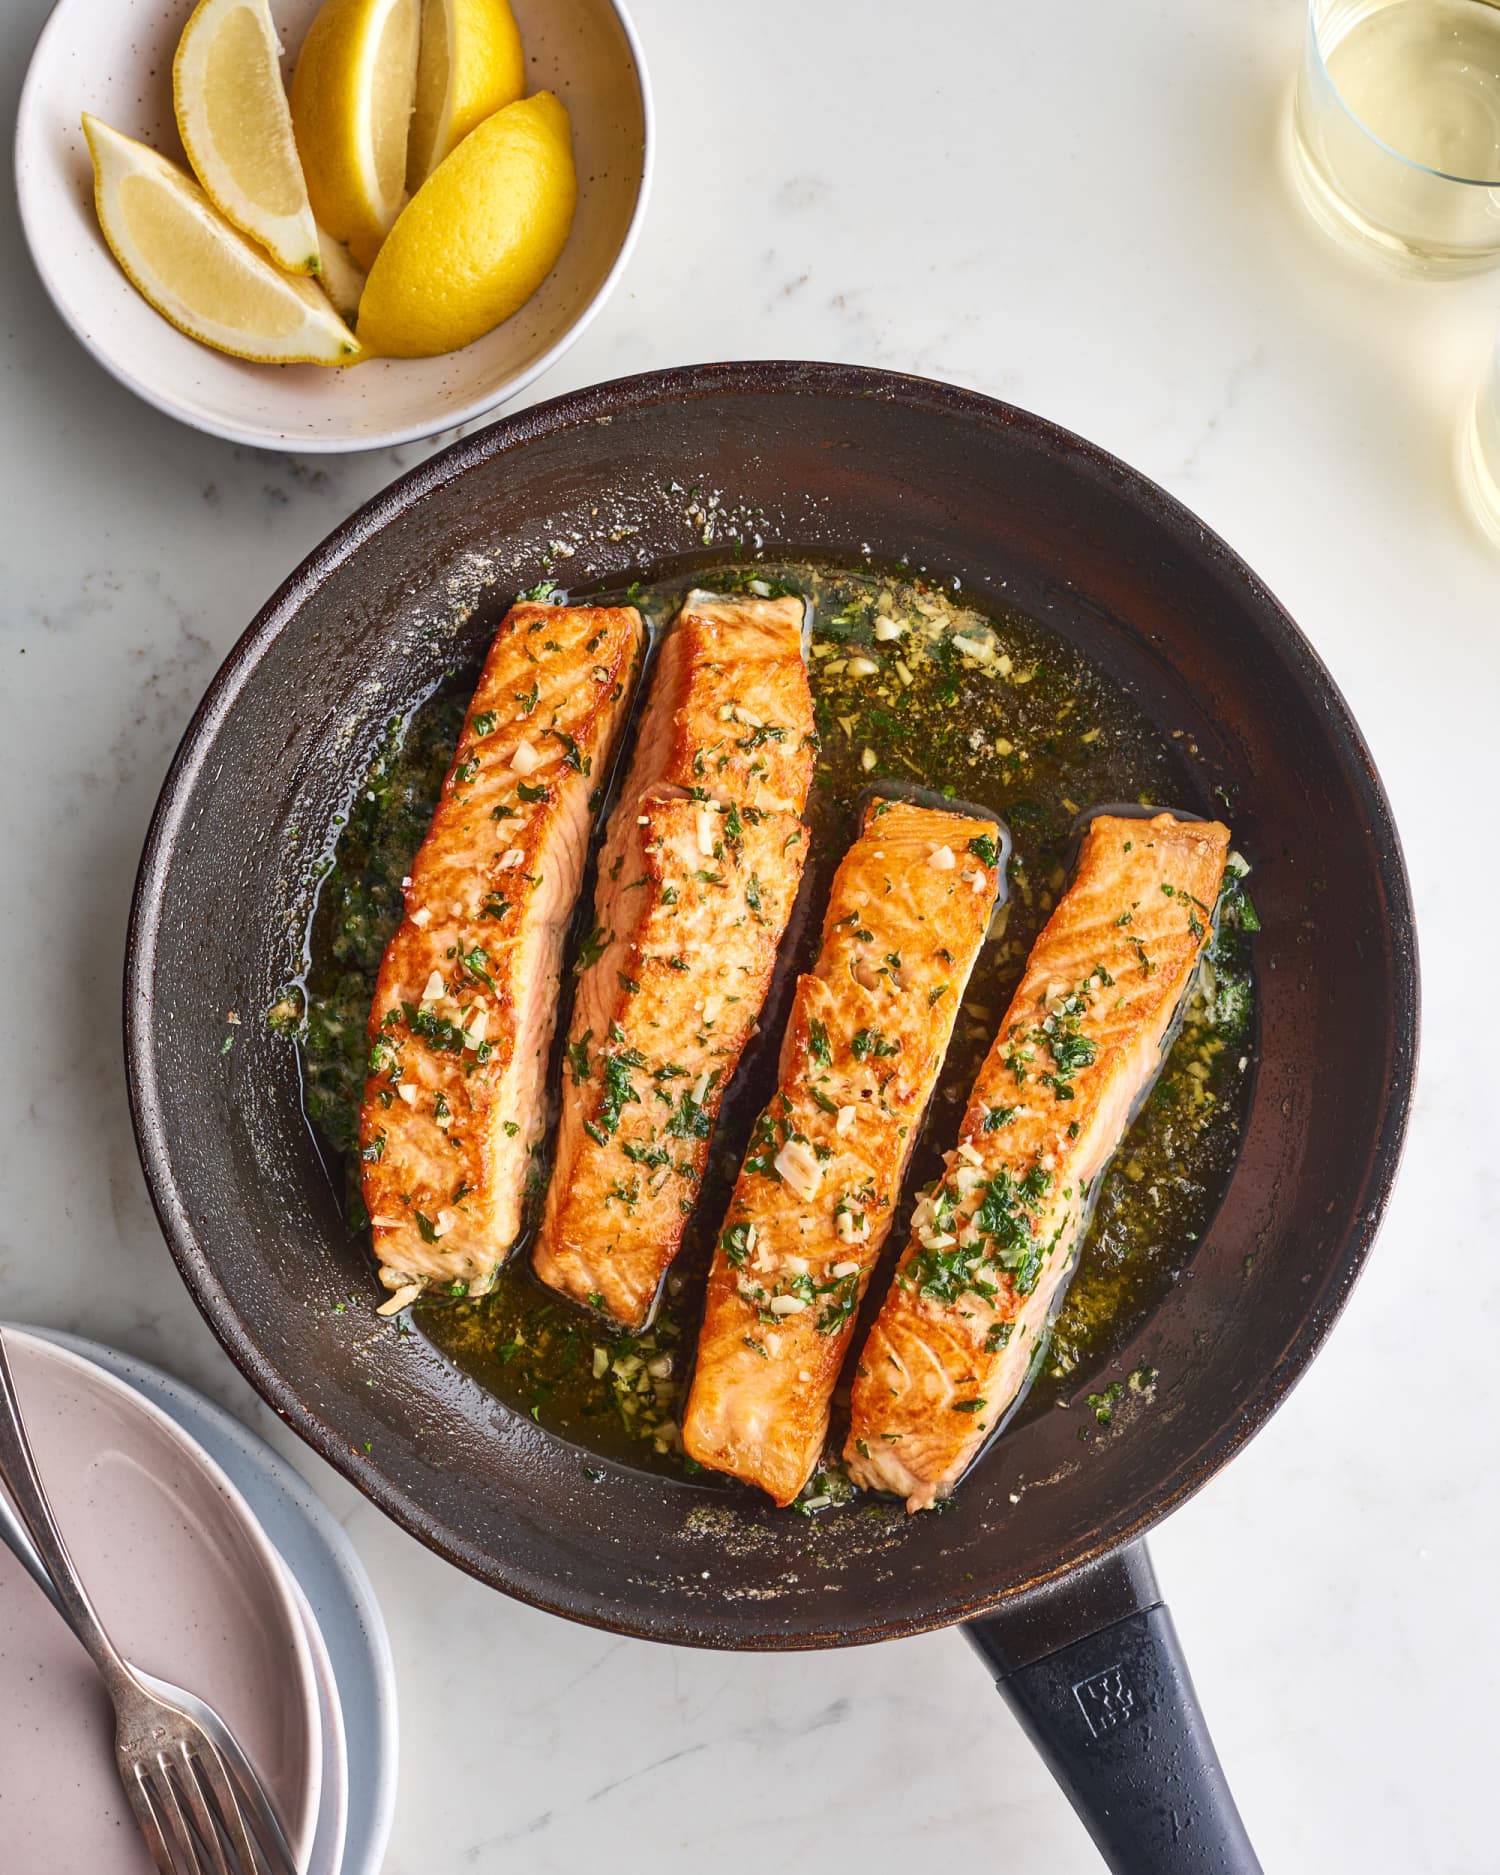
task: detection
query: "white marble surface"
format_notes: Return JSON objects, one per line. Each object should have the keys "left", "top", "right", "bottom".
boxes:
{"left": 3, "top": 1, "right": 1497, "bottom": 1870}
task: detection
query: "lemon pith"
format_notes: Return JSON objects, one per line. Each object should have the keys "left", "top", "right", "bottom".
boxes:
{"left": 406, "top": 0, "right": 525, "bottom": 191}
{"left": 315, "top": 224, "right": 368, "bottom": 320}
{"left": 290, "top": 0, "right": 420, "bottom": 271}
{"left": 357, "top": 90, "right": 576, "bottom": 358}
{"left": 83, "top": 114, "right": 361, "bottom": 366}
{"left": 173, "top": 0, "right": 320, "bottom": 274}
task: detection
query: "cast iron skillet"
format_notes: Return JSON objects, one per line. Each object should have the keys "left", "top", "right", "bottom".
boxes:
{"left": 125, "top": 362, "right": 1417, "bottom": 1874}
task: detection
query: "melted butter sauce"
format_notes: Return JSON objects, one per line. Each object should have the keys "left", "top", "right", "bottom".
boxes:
{"left": 286, "top": 563, "right": 1255, "bottom": 1502}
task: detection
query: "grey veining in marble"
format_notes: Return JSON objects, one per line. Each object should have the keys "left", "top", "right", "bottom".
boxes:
{"left": 3, "top": 1, "right": 1498, "bottom": 1870}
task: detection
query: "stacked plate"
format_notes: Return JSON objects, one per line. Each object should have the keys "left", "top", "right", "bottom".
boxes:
{"left": 0, "top": 1327, "right": 396, "bottom": 1875}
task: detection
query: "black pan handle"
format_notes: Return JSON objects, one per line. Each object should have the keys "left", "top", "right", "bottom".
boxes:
{"left": 962, "top": 1540, "right": 1261, "bottom": 1875}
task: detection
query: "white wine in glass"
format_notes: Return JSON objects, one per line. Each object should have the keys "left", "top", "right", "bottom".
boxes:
{"left": 1293, "top": 0, "right": 1500, "bottom": 272}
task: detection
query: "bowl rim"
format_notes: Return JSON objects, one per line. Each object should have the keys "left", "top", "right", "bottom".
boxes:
{"left": 13, "top": 0, "right": 656, "bottom": 454}
{"left": 123, "top": 360, "right": 1421, "bottom": 1646}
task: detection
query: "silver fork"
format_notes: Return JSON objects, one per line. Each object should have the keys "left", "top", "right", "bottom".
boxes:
{"left": 0, "top": 1328, "right": 300, "bottom": 1875}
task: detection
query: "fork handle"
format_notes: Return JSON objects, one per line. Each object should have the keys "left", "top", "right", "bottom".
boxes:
{"left": 0, "top": 1329, "right": 140, "bottom": 1702}
{"left": 0, "top": 1466, "right": 67, "bottom": 1615}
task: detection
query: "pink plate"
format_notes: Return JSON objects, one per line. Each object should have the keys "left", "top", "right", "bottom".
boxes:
{"left": 0, "top": 1330, "right": 320, "bottom": 1874}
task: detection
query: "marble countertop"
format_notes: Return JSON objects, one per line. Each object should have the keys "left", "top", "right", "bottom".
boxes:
{"left": 3, "top": 0, "right": 1497, "bottom": 1869}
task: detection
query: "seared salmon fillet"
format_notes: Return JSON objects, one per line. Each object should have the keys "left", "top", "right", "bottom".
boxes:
{"left": 845, "top": 812, "right": 1230, "bottom": 1510}
{"left": 532, "top": 593, "right": 815, "bottom": 1327}
{"left": 681, "top": 798, "right": 1003, "bottom": 1505}
{"left": 361, "top": 602, "right": 644, "bottom": 1307}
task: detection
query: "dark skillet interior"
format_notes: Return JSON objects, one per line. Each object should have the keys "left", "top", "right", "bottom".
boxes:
{"left": 126, "top": 363, "right": 1416, "bottom": 1649}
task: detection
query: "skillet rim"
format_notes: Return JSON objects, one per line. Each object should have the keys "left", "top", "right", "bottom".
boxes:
{"left": 123, "top": 359, "right": 1420, "bottom": 1647}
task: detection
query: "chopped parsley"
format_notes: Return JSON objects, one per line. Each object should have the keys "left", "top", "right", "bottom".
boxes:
{"left": 744, "top": 1109, "right": 783, "bottom": 1177}
{"left": 583, "top": 1048, "right": 645, "bottom": 1143}
{"left": 549, "top": 728, "right": 591, "bottom": 775}
{"left": 815, "top": 1266, "right": 861, "bottom": 1335}
{"left": 402, "top": 1002, "right": 477, "bottom": 1058}
{"left": 721, "top": 1222, "right": 754, "bottom": 1268}
{"left": 664, "top": 1081, "right": 714, "bottom": 1140}
{"left": 1219, "top": 865, "right": 1261, "bottom": 934}
{"left": 906, "top": 1158, "right": 1053, "bottom": 1305}
{"left": 573, "top": 923, "right": 609, "bottom": 974}
{"left": 458, "top": 944, "right": 494, "bottom": 991}
{"left": 736, "top": 722, "right": 786, "bottom": 752}
{"left": 606, "top": 1176, "right": 640, "bottom": 1214}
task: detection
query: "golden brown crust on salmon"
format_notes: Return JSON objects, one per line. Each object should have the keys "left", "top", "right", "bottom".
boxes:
{"left": 639, "top": 591, "right": 815, "bottom": 812}
{"left": 359, "top": 603, "right": 643, "bottom": 1304}
{"left": 532, "top": 594, "right": 815, "bottom": 1327}
{"left": 845, "top": 813, "right": 1230, "bottom": 1510}
{"left": 681, "top": 798, "right": 1003, "bottom": 1505}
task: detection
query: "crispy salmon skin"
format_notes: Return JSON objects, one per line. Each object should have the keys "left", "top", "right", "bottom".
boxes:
{"left": 845, "top": 812, "right": 1230, "bottom": 1510}
{"left": 681, "top": 797, "right": 1003, "bottom": 1505}
{"left": 360, "top": 602, "right": 643, "bottom": 1308}
{"left": 532, "top": 593, "right": 816, "bottom": 1328}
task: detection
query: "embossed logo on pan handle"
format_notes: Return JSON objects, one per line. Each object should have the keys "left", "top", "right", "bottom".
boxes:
{"left": 1072, "top": 1663, "right": 1137, "bottom": 1738}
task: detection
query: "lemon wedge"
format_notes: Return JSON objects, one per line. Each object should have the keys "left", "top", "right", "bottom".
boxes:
{"left": 315, "top": 223, "right": 367, "bottom": 319}
{"left": 358, "top": 91, "right": 575, "bottom": 358}
{"left": 406, "top": 0, "right": 525, "bottom": 190}
{"left": 173, "top": 0, "right": 319, "bottom": 274}
{"left": 83, "top": 115, "right": 361, "bottom": 365}
{"left": 291, "top": 0, "right": 420, "bottom": 270}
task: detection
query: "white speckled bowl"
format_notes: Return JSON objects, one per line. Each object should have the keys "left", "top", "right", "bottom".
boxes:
{"left": 15, "top": 0, "right": 652, "bottom": 452}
